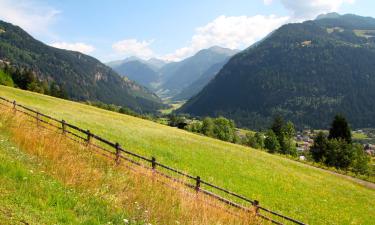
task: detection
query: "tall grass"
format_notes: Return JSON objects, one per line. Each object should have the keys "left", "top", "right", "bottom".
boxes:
{"left": 0, "top": 108, "right": 256, "bottom": 225}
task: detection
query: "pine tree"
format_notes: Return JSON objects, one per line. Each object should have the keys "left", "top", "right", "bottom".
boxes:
{"left": 328, "top": 115, "right": 352, "bottom": 143}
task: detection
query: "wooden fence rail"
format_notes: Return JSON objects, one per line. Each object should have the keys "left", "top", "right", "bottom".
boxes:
{"left": 0, "top": 96, "right": 306, "bottom": 225}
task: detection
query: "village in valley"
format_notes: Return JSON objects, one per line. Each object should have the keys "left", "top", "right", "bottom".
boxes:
{"left": 296, "top": 129, "right": 375, "bottom": 160}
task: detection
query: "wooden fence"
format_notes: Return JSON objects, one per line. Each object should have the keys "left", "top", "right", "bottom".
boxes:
{"left": 0, "top": 96, "right": 306, "bottom": 225}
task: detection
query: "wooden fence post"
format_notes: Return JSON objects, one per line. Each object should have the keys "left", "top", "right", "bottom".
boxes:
{"left": 151, "top": 157, "right": 156, "bottom": 171}
{"left": 115, "top": 143, "right": 121, "bottom": 165}
{"left": 86, "top": 130, "right": 91, "bottom": 144}
{"left": 252, "top": 200, "right": 260, "bottom": 215}
{"left": 12, "top": 100, "right": 16, "bottom": 112}
{"left": 61, "top": 120, "right": 66, "bottom": 134}
{"left": 195, "top": 176, "right": 201, "bottom": 192}
{"left": 36, "top": 112, "right": 40, "bottom": 127}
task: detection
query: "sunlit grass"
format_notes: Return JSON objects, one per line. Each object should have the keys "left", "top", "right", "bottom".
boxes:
{"left": 0, "top": 110, "right": 254, "bottom": 224}
{"left": 1, "top": 85, "right": 374, "bottom": 224}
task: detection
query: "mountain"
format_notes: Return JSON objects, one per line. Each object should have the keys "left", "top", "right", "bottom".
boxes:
{"left": 108, "top": 46, "right": 238, "bottom": 100}
{"left": 146, "top": 58, "right": 168, "bottom": 69}
{"left": 179, "top": 13, "right": 375, "bottom": 129}
{"left": 158, "top": 46, "right": 238, "bottom": 99}
{"left": 0, "top": 20, "right": 164, "bottom": 113}
{"left": 106, "top": 56, "right": 143, "bottom": 68}
{"left": 172, "top": 59, "right": 229, "bottom": 101}
{"left": 110, "top": 60, "right": 160, "bottom": 89}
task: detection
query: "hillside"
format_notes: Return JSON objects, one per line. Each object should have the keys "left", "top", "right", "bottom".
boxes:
{"left": 158, "top": 46, "right": 238, "bottom": 99}
{"left": 0, "top": 108, "right": 247, "bottom": 224}
{"left": 1, "top": 85, "right": 374, "bottom": 225}
{"left": 0, "top": 20, "right": 164, "bottom": 113}
{"left": 179, "top": 14, "right": 375, "bottom": 129}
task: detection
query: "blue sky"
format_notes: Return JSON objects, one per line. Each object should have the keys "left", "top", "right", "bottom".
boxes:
{"left": 1, "top": 0, "right": 374, "bottom": 62}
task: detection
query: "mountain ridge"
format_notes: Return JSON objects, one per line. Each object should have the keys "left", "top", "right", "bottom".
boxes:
{"left": 179, "top": 13, "right": 375, "bottom": 129}
{"left": 0, "top": 20, "right": 164, "bottom": 113}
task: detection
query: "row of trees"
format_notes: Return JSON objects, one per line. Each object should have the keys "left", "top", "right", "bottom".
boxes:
{"left": 311, "top": 115, "right": 371, "bottom": 174}
{"left": 244, "top": 116, "right": 297, "bottom": 156}
{"left": 183, "top": 116, "right": 238, "bottom": 143}
{"left": 0, "top": 64, "right": 67, "bottom": 98}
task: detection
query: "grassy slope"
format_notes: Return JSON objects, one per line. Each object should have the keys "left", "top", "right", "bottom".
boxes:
{"left": 0, "top": 130, "right": 126, "bottom": 224}
{"left": 0, "top": 85, "right": 374, "bottom": 225}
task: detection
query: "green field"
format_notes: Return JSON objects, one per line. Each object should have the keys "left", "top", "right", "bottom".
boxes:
{"left": 1, "top": 85, "right": 374, "bottom": 225}
{"left": 0, "top": 128, "right": 127, "bottom": 224}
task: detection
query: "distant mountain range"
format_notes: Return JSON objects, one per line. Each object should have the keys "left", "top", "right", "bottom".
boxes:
{"left": 0, "top": 20, "right": 164, "bottom": 113}
{"left": 108, "top": 46, "right": 238, "bottom": 100}
{"left": 179, "top": 13, "right": 375, "bottom": 129}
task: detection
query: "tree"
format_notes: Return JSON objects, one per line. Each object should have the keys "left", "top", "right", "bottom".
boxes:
{"left": 328, "top": 114, "right": 352, "bottom": 143}
{"left": 201, "top": 117, "right": 214, "bottom": 137}
{"left": 325, "top": 139, "right": 353, "bottom": 169}
{"left": 310, "top": 131, "right": 328, "bottom": 162}
{"left": 271, "top": 115, "right": 284, "bottom": 138}
{"left": 264, "top": 130, "right": 280, "bottom": 153}
{"left": 279, "top": 121, "right": 296, "bottom": 155}
{"left": 212, "top": 117, "right": 236, "bottom": 142}
{"left": 351, "top": 144, "right": 371, "bottom": 175}
{"left": 281, "top": 136, "right": 297, "bottom": 156}
{"left": 245, "top": 132, "right": 264, "bottom": 149}
{"left": 269, "top": 116, "right": 296, "bottom": 155}
{"left": 186, "top": 121, "right": 202, "bottom": 133}
{"left": 283, "top": 121, "right": 296, "bottom": 139}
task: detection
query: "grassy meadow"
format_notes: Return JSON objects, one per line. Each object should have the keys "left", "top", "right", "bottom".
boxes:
{"left": 0, "top": 110, "right": 253, "bottom": 225}
{"left": 1, "top": 85, "right": 374, "bottom": 224}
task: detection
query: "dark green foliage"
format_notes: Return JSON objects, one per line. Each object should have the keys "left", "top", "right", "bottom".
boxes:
{"left": 311, "top": 131, "right": 328, "bottom": 162}
{"left": 180, "top": 14, "right": 375, "bottom": 129}
{"left": 185, "top": 121, "right": 203, "bottom": 133}
{"left": 351, "top": 144, "right": 371, "bottom": 175}
{"left": 245, "top": 132, "right": 265, "bottom": 149}
{"left": 201, "top": 117, "right": 215, "bottom": 137}
{"left": 310, "top": 116, "right": 371, "bottom": 174}
{"left": 264, "top": 130, "right": 280, "bottom": 153}
{"left": 168, "top": 114, "right": 187, "bottom": 128}
{"left": 324, "top": 139, "right": 354, "bottom": 169}
{"left": 267, "top": 117, "right": 296, "bottom": 155}
{"left": 0, "top": 64, "right": 67, "bottom": 98}
{"left": 328, "top": 114, "right": 352, "bottom": 143}
{"left": 212, "top": 117, "right": 236, "bottom": 142}
{"left": 195, "top": 116, "right": 237, "bottom": 142}
{"left": 271, "top": 115, "right": 284, "bottom": 138}
{"left": 0, "top": 20, "right": 164, "bottom": 113}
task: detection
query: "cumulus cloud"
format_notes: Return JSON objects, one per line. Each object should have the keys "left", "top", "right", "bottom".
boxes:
{"left": 265, "top": 0, "right": 355, "bottom": 20}
{"left": 162, "top": 15, "right": 289, "bottom": 61}
{"left": 112, "top": 39, "right": 154, "bottom": 59}
{"left": 0, "top": 0, "right": 60, "bottom": 35}
{"left": 50, "top": 42, "right": 95, "bottom": 54}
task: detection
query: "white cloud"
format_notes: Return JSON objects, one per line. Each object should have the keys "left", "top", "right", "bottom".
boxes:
{"left": 50, "top": 42, "right": 95, "bottom": 54}
{"left": 112, "top": 39, "right": 154, "bottom": 59}
{"left": 162, "top": 15, "right": 289, "bottom": 61}
{"left": 266, "top": 0, "right": 355, "bottom": 20}
{"left": 263, "top": 0, "right": 273, "bottom": 5}
{"left": 0, "top": 0, "right": 60, "bottom": 35}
